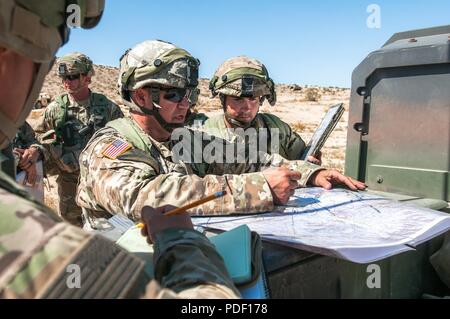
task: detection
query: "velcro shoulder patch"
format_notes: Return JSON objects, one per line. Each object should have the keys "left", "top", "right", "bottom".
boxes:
{"left": 101, "top": 139, "right": 132, "bottom": 160}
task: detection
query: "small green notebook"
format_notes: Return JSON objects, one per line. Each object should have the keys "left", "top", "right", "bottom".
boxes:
{"left": 116, "top": 225, "right": 269, "bottom": 298}
{"left": 209, "top": 225, "right": 269, "bottom": 299}
{"left": 209, "top": 225, "right": 252, "bottom": 285}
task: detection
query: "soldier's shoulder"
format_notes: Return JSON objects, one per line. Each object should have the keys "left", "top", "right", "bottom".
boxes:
{"left": 258, "top": 113, "right": 291, "bottom": 129}
{"left": 0, "top": 188, "right": 57, "bottom": 222}
{"left": 0, "top": 187, "right": 62, "bottom": 262}
{"left": 85, "top": 125, "right": 124, "bottom": 147}
{"left": 45, "top": 99, "right": 60, "bottom": 110}
{"left": 258, "top": 112, "right": 283, "bottom": 122}
{"left": 52, "top": 93, "right": 69, "bottom": 105}
{"left": 0, "top": 187, "right": 127, "bottom": 298}
{"left": 44, "top": 97, "right": 66, "bottom": 115}
{"left": 83, "top": 125, "right": 132, "bottom": 159}
{"left": 205, "top": 113, "right": 223, "bottom": 122}
{"left": 185, "top": 112, "right": 208, "bottom": 127}
{"left": 91, "top": 92, "right": 116, "bottom": 106}
{"left": 202, "top": 113, "right": 225, "bottom": 129}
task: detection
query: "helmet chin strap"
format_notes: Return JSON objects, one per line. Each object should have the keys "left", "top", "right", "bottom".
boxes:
{"left": 123, "top": 92, "right": 184, "bottom": 134}
{"left": 0, "top": 62, "right": 50, "bottom": 149}
{"left": 224, "top": 112, "right": 256, "bottom": 129}
{"left": 140, "top": 103, "right": 184, "bottom": 132}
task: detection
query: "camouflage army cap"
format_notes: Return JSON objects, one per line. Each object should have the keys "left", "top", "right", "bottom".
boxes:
{"left": 209, "top": 56, "right": 277, "bottom": 106}
{"left": 119, "top": 40, "right": 200, "bottom": 95}
{"left": 0, "top": 0, "right": 104, "bottom": 149}
{"left": 57, "top": 52, "right": 95, "bottom": 77}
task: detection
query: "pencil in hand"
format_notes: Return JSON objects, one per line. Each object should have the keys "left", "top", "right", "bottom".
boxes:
{"left": 137, "top": 190, "right": 227, "bottom": 228}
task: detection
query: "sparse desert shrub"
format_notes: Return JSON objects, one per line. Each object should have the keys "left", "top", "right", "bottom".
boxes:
{"left": 290, "top": 121, "right": 307, "bottom": 132}
{"left": 289, "top": 84, "right": 303, "bottom": 91}
{"left": 305, "top": 87, "right": 322, "bottom": 102}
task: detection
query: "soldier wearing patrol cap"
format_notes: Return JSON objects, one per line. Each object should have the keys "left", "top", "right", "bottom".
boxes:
{"left": 77, "top": 40, "right": 366, "bottom": 232}
{"left": 206, "top": 56, "right": 321, "bottom": 164}
{"left": 0, "top": 0, "right": 240, "bottom": 299}
{"left": 35, "top": 51, "right": 123, "bottom": 226}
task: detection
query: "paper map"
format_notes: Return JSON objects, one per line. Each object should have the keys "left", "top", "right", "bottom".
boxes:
{"left": 193, "top": 188, "right": 450, "bottom": 263}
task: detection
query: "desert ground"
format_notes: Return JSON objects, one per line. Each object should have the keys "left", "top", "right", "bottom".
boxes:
{"left": 27, "top": 64, "right": 350, "bottom": 211}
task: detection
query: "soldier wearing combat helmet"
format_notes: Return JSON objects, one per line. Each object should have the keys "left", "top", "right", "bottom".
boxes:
{"left": 205, "top": 56, "right": 321, "bottom": 164}
{"left": 35, "top": 51, "right": 123, "bottom": 226}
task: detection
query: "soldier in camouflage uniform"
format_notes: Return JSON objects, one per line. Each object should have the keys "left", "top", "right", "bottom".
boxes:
{"left": 12, "top": 121, "right": 44, "bottom": 185}
{"left": 0, "top": 0, "right": 239, "bottom": 299}
{"left": 36, "top": 52, "right": 124, "bottom": 226}
{"left": 205, "top": 56, "right": 321, "bottom": 164}
{"left": 77, "top": 40, "right": 366, "bottom": 231}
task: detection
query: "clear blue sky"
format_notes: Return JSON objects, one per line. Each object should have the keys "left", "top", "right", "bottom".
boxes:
{"left": 59, "top": 0, "right": 450, "bottom": 88}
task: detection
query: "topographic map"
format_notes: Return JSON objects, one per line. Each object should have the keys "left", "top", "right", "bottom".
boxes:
{"left": 193, "top": 188, "right": 450, "bottom": 263}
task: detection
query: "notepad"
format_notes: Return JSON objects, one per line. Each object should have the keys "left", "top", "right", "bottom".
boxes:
{"left": 209, "top": 225, "right": 252, "bottom": 284}
{"left": 116, "top": 226, "right": 155, "bottom": 279}
{"left": 210, "top": 225, "right": 270, "bottom": 299}
{"left": 116, "top": 224, "right": 269, "bottom": 298}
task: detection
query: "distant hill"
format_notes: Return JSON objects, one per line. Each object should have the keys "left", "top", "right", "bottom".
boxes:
{"left": 39, "top": 63, "right": 349, "bottom": 113}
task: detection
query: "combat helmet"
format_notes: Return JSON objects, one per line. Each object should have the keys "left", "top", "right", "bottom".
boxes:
{"left": 57, "top": 52, "right": 95, "bottom": 78}
{"left": 0, "top": 0, "right": 104, "bottom": 148}
{"left": 118, "top": 39, "right": 200, "bottom": 131}
{"left": 209, "top": 56, "right": 277, "bottom": 106}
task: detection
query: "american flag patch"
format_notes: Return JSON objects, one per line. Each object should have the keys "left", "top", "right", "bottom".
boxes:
{"left": 101, "top": 139, "right": 132, "bottom": 159}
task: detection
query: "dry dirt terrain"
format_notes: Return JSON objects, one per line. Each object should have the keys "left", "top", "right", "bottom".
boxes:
{"left": 27, "top": 64, "right": 350, "bottom": 211}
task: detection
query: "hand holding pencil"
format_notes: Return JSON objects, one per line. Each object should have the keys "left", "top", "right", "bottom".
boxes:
{"left": 140, "top": 205, "right": 193, "bottom": 244}
{"left": 137, "top": 191, "right": 227, "bottom": 228}
{"left": 139, "top": 191, "right": 227, "bottom": 244}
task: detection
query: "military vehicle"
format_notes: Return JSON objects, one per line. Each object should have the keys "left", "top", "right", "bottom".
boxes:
{"left": 262, "top": 25, "right": 450, "bottom": 298}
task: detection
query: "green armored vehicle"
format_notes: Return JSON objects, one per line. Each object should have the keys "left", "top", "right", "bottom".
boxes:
{"left": 262, "top": 25, "right": 450, "bottom": 298}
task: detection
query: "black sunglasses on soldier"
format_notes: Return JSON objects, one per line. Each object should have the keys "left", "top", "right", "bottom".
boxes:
{"left": 62, "top": 74, "right": 81, "bottom": 81}
{"left": 162, "top": 87, "right": 188, "bottom": 103}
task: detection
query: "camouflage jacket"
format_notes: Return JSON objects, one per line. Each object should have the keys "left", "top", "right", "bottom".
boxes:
{"left": 13, "top": 122, "right": 38, "bottom": 150}
{"left": 36, "top": 91, "right": 123, "bottom": 174}
{"left": 200, "top": 113, "right": 306, "bottom": 160}
{"left": 0, "top": 171, "right": 238, "bottom": 299}
{"left": 11, "top": 122, "right": 45, "bottom": 169}
{"left": 77, "top": 116, "right": 322, "bottom": 227}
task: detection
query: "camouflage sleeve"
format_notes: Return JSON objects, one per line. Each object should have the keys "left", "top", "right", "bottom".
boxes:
{"left": 33, "top": 101, "right": 60, "bottom": 163}
{"left": 77, "top": 133, "right": 275, "bottom": 221}
{"left": 261, "top": 152, "right": 325, "bottom": 187}
{"left": 1, "top": 174, "right": 154, "bottom": 299}
{"left": 192, "top": 131, "right": 322, "bottom": 188}
{"left": 18, "top": 122, "right": 46, "bottom": 160}
{"left": 11, "top": 122, "right": 45, "bottom": 162}
{"left": 18, "top": 122, "right": 38, "bottom": 148}
{"left": 0, "top": 181, "right": 76, "bottom": 298}
{"left": 147, "top": 228, "right": 240, "bottom": 299}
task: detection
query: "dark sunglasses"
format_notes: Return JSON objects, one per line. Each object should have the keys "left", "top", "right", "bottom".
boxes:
{"left": 62, "top": 74, "right": 81, "bottom": 81}
{"left": 161, "top": 88, "right": 189, "bottom": 103}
